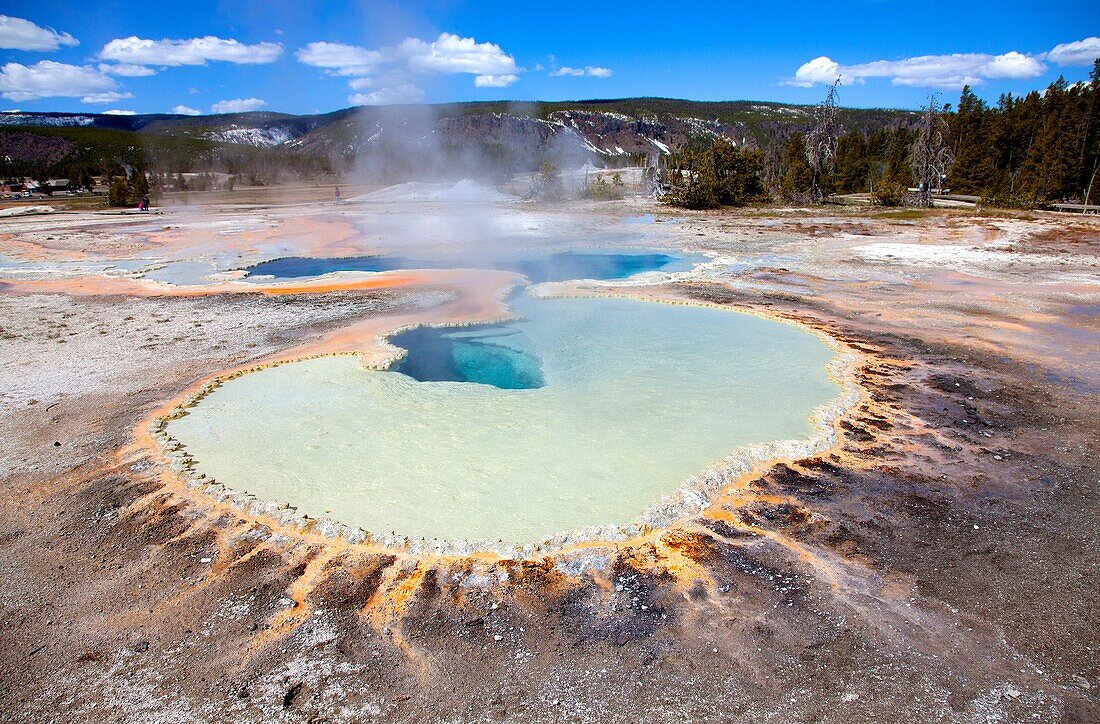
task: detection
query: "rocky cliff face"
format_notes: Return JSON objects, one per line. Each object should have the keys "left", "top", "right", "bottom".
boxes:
{"left": 295, "top": 109, "right": 768, "bottom": 175}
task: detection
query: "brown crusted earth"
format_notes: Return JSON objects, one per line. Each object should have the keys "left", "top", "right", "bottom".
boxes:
{"left": 0, "top": 202, "right": 1097, "bottom": 722}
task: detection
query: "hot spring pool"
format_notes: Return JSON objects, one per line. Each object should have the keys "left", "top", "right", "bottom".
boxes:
{"left": 245, "top": 250, "right": 705, "bottom": 283}
{"left": 167, "top": 295, "right": 843, "bottom": 545}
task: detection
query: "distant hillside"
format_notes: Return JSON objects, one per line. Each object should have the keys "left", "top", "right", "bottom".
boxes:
{"left": 0, "top": 99, "right": 917, "bottom": 181}
{"left": 0, "top": 124, "right": 276, "bottom": 177}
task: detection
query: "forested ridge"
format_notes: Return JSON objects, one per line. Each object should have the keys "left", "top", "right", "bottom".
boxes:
{"left": 666, "top": 61, "right": 1100, "bottom": 209}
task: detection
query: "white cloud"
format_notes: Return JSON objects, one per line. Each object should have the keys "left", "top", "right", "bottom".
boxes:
{"left": 100, "top": 36, "right": 283, "bottom": 67}
{"left": 172, "top": 104, "right": 202, "bottom": 115}
{"left": 786, "top": 51, "right": 1047, "bottom": 89}
{"left": 295, "top": 41, "right": 384, "bottom": 76}
{"left": 474, "top": 73, "right": 519, "bottom": 88}
{"left": 81, "top": 91, "right": 133, "bottom": 104}
{"left": 980, "top": 51, "right": 1045, "bottom": 79}
{"left": 1047, "top": 37, "right": 1100, "bottom": 66}
{"left": 0, "top": 14, "right": 78, "bottom": 51}
{"left": 296, "top": 32, "right": 520, "bottom": 92}
{"left": 550, "top": 65, "right": 612, "bottom": 78}
{"left": 210, "top": 97, "right": 266, "bottom": 113}
{"left": 103, "top": 109, "right": 136, "bottom": 115}
{"left": 0, "top": 60, "right": 126, "bottom": 102}
{"left": 98, "top": 62, "right": 156, "bottom": 77}
{"left": 398, "top": 33, "right": 516, "bottom": 75}
{"left": 347, "top": 76, "right": 375, "bottom": 90}
{"left": 349, "top": 84, "right": 424, "bottom": 106}
{"left": 783, "top": 56, "right": 840, "bottom": 87}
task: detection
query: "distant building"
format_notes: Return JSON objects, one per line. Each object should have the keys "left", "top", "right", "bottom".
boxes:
{"left": 45, "top": 178, "right": 73, "bottom": 193}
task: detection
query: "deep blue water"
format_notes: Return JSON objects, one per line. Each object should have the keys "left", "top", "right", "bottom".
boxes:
{"left": 250, "top": 249, "right": 704, "bottom": 389}
{"left": 246, "top": 251, "right": 697, "bottom": 284}
{"left": 390, "top": 324, "right": 544, "bottom": 389}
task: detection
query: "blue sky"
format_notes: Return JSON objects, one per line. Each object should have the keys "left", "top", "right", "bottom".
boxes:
{"left": 1, "top": 1, "right": 1097, "bottom": 115}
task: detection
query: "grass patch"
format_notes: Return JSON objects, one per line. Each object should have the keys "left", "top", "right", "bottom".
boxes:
{"left": 973, "top": 207, "right": 1040, "bottom": 221}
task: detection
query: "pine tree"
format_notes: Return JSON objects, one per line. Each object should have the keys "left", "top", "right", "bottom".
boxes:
{"left": 781, "top": 133, "right": 814, "bottom": 202}
{"left": 1082, "top": 60, "right": 1100, "bottom": 206}
{"left": 884, "top": 127, "right": 913, "bottom": 185}
{"left": 1017, "top": 78, "right": 1077, "bottom": 203}
{"left": 832, "top": 131, "right": 871, "bottom": 193}
{"left": 107, "top": 176, "right": 130, "bottom": 207}
{"left": 948, "top": 86, "right": 996, "bottom": 193}
{"left": 129, "top": 168, "right": 149, "bottom": 204}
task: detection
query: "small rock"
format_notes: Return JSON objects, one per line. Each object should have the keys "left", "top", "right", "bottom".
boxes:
{"left": 493, "top": 634, "right": 503, "bottom": 641}
{"left": 1005, "top": 688, "right": 1020, "bottom": 699}
{"left": 282, "top": 681, "right": 303, "bottom": 709}
{"left": 1071, "top": 674, "right": 1091, "bottom": 690}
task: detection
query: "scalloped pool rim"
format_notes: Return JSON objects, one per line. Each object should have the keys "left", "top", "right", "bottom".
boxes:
{"left": 147, "top": 294, "right": 865, "bottom": 561}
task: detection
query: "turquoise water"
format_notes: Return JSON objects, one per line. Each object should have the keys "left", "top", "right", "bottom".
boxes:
{"left": 391, "top": 324, "right": 545, "bottom": 389}
{"left": 168, "top": 295, "right": 840, "bottom": 544}
{"left": 245, "top": 250, "right": 703, "bottom": 283}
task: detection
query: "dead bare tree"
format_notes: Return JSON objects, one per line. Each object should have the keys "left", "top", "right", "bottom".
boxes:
{"left": 909, "top": 94, "right": 954, "bottom": 207}
{"left": 804, "top": 78, "right": 841, "bottom": 203}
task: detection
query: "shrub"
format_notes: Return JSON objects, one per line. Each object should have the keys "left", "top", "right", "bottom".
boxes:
{"left": 871, "top": 179, "right": 906, "bottom": 206}
{"left": 664, "top": 141, "right": 765, "bottom": 209}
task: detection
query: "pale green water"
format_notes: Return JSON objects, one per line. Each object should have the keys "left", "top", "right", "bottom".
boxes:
{"left": 169, "top": 296, "right": 840, "bottom": 543}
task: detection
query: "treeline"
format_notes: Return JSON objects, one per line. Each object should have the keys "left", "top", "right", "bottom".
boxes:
{"left": 666, "top": 60, "right": 1100, "bottom": 209}
{"left": 948, "top": 73, "right": 1099, "bottom": 206}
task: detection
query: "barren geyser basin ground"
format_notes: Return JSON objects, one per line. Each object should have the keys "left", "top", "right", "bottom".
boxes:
{"left": 0, "top": 191, "right": 1098, "bottom": 722}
